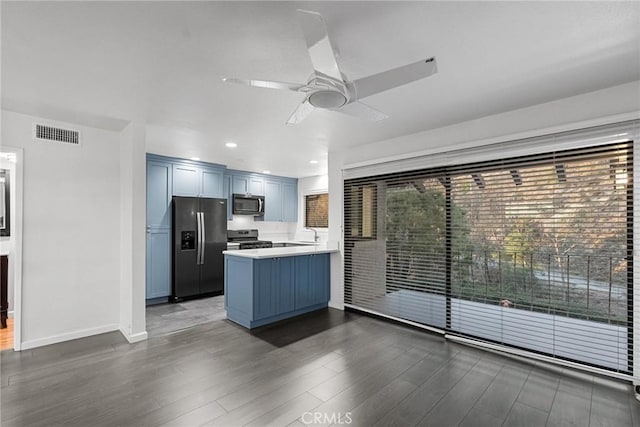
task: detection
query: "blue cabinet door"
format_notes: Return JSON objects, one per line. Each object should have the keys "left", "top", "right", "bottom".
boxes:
{"left": 146, "top": 230, "right": 171, "bottom": 298}
{"left": 264, "top": 180, "right": 282, "bottom": 221}
{"left": 276, "top": 257, "right": 295, "bottom": 314}
{"left": 311, "top": 253, "right": 330, "bottom": 304}
{"left": 282, "top": 182, "right": 297, "bottom": 222}
{"left": 201, "top": 168, "right": 224, "bottom": 198}
{"left": 146, "top": 159, "right": 172, "bottom": 299}
{"left": 253, "top": 257, "right": 295, "bottom": 319}
{"left": 147, "top": 160, "right": 172, "bottom": 228}
{"left": 295, "top": 254, "right": 330, "bottom": 308}
{"left": 232, "top": 174, "right": 250, "bottom": 194}
{"left": 294, "top": 255, "right": 312, "bottom": 309}
{"left": 254, "top": 259, "right": 275, "bottom": 320}
{"left": 173, "top": 164, "right": 200, "bottom": 196}
{"left": 249, "top": 176, "right": 265, "bottom": 196}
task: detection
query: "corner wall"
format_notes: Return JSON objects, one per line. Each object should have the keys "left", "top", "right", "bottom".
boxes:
{"left": 1, "top": 110, "right": 123, "bottom": 348}
{"left": 119, "top": 121, "right": 147, "bottom": 343}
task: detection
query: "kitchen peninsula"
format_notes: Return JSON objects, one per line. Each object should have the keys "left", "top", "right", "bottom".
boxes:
{"left": 223, "top": 243, "right": 338, "bottom": 329}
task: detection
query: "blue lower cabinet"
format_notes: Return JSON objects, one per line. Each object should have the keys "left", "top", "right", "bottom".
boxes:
{"left": 225, "top": 254, "right": 330, "bottom": 329}
{"left": 146, "top": 229, "right": 171, "bottom": 299}
{"left": 254, "top": 257, "right": 295, "bottom": 320}
{"left": 295, "top": 254, "right": 329, "bottom": 308}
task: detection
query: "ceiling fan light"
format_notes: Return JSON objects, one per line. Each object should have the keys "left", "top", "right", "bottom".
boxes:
{"left": 308, "top": 90, "right": 347, "bottom": 109}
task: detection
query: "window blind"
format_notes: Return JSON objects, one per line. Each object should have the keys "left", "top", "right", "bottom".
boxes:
{"left": 344, "top": 139, "right": 633, "bottom": 374}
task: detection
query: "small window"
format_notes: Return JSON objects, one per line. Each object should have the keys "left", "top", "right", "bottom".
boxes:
{"left": 305, "top": 193, "right": 329, "bottom": 228}
{"left": 346, "top": 184, "right": 377, "bottom": 239}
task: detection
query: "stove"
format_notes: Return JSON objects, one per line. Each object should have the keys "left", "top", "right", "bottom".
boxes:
{"left": 227, "top": 229, "right": 273, "bottom": 250}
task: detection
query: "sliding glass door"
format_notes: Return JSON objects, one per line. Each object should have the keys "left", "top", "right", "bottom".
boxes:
{"left": 344, "top": 141, "right": 632, "bottom": 373}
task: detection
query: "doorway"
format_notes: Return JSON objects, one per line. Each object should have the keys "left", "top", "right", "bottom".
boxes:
{"left": 0, "top": 147, "right": 24, "bottom": 351}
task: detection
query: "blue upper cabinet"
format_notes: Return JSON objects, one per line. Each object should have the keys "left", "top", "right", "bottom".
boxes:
{"left": 226, "top": 170, "right": 297, "bottom": 222}
{"left": 264, "top": 180, "right": 283, "bottom": 221}
{"left": 264, "top": 178, "right": 297, "bottom": 222}
{"left": 282, "top": 181, "right": 297, "bottom": 222}
{"left": 230, "top": 173, "right": 265, "bottom": 196}
{"left": 146, "top": 160, "right": 173, "bottom": 228}
{"left": 172, "top": 164, "right": 200, "bottom": 197}
{"left": 232, "top": 174, "right": 250, "bottom": 194}
{"left": 201, "top": 167, "right": 224, "bottom": 198}
{"left": 172, "top": 161, "right": 225, "bottom": 198}
{"left": 249, "top": 177, "right": 265, "bottom": 196}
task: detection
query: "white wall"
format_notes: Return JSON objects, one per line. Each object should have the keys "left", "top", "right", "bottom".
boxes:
{"left": 341, "top": 81, "right": 640, "bottom": 167}
{"left": 0, "top": 157, "right": 17, "bottom": 315}
{"left": 119, "top": 121, "right": 147, "bottom": 343}
{"left": 295, "top": 175, "right": 329, "bottom": 243}
{"left": 328, "top": 81, "right": 640, "bottom": 312}
{"left": 1, "top": 110, "right": 123, "bottom": 349}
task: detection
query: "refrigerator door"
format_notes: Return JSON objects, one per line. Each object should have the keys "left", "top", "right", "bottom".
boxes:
{"left": 172, "top": 196, "right": 201, "bottom": 299}
{"left": 199, "top": 197, "right": 227, "bottom": 295}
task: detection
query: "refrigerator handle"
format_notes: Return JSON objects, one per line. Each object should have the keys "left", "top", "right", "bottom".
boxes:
{"left": 196, "top": 212, "right": 202, "bottom": 265}
{"left": 200, "top": 212, "right": 206, "bottom": 264}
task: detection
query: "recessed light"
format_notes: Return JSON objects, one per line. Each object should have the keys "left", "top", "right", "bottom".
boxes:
{"left": 190, "top": 157, "right": 200, "bottom": 161}
{"left": 263, "top": 170, "right": 271, "bottom": 174}
{"left": 225, "top": 142, "right": 237, "bottom": 148}
{"left": 309, "top": 160, "right": 319, "bottom": 164}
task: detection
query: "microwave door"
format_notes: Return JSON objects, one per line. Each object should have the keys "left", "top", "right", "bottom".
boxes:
{"left": 234, "top": 196, "right": 260, "bottom": 214}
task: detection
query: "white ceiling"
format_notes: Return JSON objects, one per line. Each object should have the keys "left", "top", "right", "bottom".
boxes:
{"left": 2, "top": 1, "right": 639, "bottom": 177}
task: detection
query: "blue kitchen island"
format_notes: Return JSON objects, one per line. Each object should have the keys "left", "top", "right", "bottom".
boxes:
{"left": 223, "top": 244, "right": 338, "bottom": 329}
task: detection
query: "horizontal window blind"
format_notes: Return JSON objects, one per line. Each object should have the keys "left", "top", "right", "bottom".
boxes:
{"left": 344, "top": 139, "right": 633, "bottom": 374}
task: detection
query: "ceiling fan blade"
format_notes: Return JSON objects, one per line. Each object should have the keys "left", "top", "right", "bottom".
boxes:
{"left": 221, "top": 77, "right": 310, "bottom": 92}
{"left": 296, "top": 9, "right": 344, "bottom": 83}
{"left": 336, "top": 101, "right": 388, "bottom": 122}
{"left": 352, "top": 57, "right": 438, "bottom": 100}
{"left": 286, "top": 100, "right": 315, "bottom": 125}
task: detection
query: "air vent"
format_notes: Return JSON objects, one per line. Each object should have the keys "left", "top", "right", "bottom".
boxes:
{"left": 33, "top": 124, "right": 80, "bottom": 145}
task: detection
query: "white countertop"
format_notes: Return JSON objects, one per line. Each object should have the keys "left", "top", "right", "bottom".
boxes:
{"left": 223, "top": 242, "right": 339, "bottom": 259}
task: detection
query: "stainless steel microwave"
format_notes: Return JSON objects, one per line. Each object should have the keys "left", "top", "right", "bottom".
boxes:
{"left": 232, "top": 194, "right": 265, "bottom": 215}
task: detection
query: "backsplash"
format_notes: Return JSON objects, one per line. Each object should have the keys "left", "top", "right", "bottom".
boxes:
{"left": 227, "top": 215, "right": 296, "bottom": 241}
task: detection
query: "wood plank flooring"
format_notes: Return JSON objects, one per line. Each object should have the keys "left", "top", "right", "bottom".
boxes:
{"left": 0, "top": 317, "right": 13, "bottom": 351}
{"left": 1, "top": 309, "right": 639, "bottom": 426}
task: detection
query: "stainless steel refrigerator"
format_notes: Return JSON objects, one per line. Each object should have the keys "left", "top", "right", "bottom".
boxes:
{"left": 172, "top": 196, "right": 227, "bottom": 302}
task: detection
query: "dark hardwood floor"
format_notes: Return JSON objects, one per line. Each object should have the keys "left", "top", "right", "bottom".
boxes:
{"left": 1, "top": 309, "right": 638, "bottom": 426}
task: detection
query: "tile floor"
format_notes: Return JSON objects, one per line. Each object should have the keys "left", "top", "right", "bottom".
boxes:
{"left": 146, "top": 295, "right": 226, "bottom": 337}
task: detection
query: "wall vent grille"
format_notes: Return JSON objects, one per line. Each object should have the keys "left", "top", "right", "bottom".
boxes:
{"left": 33, "top": 124, "right": 80, "bottom": 145}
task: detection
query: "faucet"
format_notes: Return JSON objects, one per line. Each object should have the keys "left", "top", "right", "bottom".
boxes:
{"left": 306, "top": 228, "right": 319, "bottom": 243}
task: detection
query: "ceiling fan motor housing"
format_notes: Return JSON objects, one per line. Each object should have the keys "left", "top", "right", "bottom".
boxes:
{"left": 308, "top": 90, "right": 347, "bottom": 109}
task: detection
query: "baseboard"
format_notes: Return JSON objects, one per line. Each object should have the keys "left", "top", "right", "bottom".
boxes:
{"left": 21, "top": 324, "right": 119, "bottom": 350}
{"left": 120, "top": 329, "right": 148, "bottom": 344}
{"left": 8, "top": 310, "right": 14, "bottom": 318}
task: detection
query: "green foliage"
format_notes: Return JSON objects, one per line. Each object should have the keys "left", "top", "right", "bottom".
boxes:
{"left": 386, "top": 186, "right": 473, "bottom": 289}
{"left": 503, "top": 220, "right": 541, "bottom": 265}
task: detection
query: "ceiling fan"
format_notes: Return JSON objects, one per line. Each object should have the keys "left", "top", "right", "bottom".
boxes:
{"left": 221, "top": 9, "right": 438, "bottom": 125}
